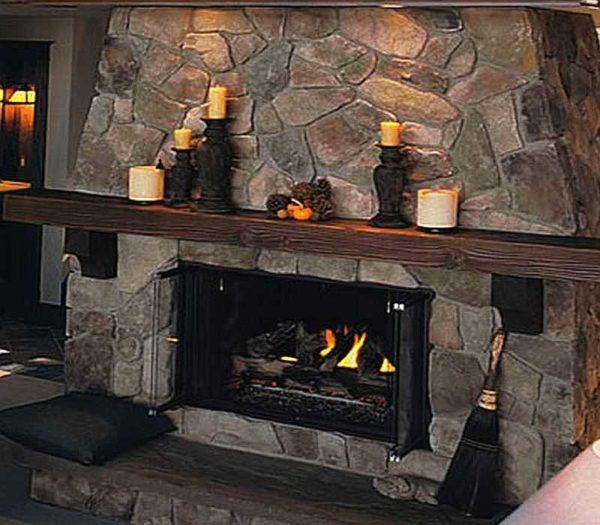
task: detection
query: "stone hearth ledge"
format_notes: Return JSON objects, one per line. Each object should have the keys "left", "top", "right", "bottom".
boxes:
{"left": 18, "top": 436, "right": 493, "bottom": 525}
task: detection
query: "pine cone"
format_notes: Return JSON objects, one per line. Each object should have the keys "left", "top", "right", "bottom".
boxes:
{"left": 312, "top": 195, "right": 335, "bottom": 221}
{"left": 314, "top": 178, "right": 333, "bottom": 199}
{"left": 291, "top": 182, "right": 315, "bottom": 202}
{"left": 266, "top": 193, "right": 291, "bottom": 214}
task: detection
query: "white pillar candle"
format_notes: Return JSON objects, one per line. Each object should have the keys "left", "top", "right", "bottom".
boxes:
{"left": 173, "top": 128, "right": 192, "bottom": 149}
{"left": 128, "top": 165, "right": 165, "bottom": 203}
{"left": 417, "top": 189, "right": 459, "bottom": 230}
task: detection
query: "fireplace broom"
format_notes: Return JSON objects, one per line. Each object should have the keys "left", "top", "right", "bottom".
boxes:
{"left": 437, "top": 329, "right": 506, "bottom": 518}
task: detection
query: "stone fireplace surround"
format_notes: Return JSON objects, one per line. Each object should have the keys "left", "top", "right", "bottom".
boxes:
{"left": 43, "top": 4, "right": 600, "bottom": 521}
{"left": 66, "top": 236, "right": 585, "bottom": 507}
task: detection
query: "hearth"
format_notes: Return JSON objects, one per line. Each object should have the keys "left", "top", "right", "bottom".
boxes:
{"left": 157, "top": 263, "right": 432, "bottom": 449}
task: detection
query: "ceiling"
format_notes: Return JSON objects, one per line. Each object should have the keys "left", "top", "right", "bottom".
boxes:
{"left": 0, "top": 0, "right": 598, "bottom": 27}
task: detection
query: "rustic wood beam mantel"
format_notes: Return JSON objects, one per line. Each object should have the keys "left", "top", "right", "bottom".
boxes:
{"left": 3, "top": 189, "right": 600, "bottom": 283}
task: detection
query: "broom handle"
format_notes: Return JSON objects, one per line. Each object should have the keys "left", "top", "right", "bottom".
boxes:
{"left": 483, "top": 330, "right": 506, "bottom": 391}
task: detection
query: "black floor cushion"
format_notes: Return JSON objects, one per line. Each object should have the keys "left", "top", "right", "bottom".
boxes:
{"left": 0, "top": 392, "right": 175, "bottom": 465}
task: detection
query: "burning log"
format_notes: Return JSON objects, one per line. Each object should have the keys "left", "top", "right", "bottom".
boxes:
{"left": 247, "top": 321, "right": 297, "bottom": 357}
{"left": 319, "top": 327, "right": 355, "bottom": 372}
{"left": 232, "top": 355, "right": 290, "bottom": 378}
{"left": 358, "top": 338, "right": 384, "bottom": 376}
{"left": 244, "top": 321, "right": 396, "bottom": 383}
{"left": 295, "top": 324, "right": 324, "bottom": 366}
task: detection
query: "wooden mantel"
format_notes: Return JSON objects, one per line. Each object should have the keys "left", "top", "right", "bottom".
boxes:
{"left": 3, "top": 189, "right": 600, "bottom": 283}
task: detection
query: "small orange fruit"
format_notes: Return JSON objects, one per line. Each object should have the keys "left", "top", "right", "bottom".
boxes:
{"left": 276, "top": 209, "right": 288, "bottom": 219}
{"left": 293, "top": 207, "right": 313, "bottom": 221}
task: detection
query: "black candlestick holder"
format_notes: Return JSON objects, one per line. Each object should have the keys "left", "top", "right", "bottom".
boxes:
{"left": 193, "top": 118, "right": 233, "bottom": 214}
{"left": 369, "top": 144, "right": 409, "bottom": 228}
{"left": 165, "top": 148, "right": 194, "bottom": 208}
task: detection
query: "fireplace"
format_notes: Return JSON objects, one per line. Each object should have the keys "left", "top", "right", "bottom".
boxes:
{"left": 159, "top": 263, "right": 432, "bottom": 448}
{"left": 52, "top": 4, "right": 600, "bottom": 513}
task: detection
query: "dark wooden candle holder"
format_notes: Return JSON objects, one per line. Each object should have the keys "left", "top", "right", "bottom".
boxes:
{"left": 165, "top": 148, "right": 193, "bottom": 208}
{"left": 193, "top": 118, "right": 233, "bottom": 214}
{"left": 369, "top": 144, "right": 409, "bottom": 229}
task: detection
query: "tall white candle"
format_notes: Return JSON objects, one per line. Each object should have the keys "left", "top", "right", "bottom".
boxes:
{"left": 128, "top": 165, "right": 165, "bottom": 203}
{"left": 417, "top": 189, "right": 459, "bottom": 230}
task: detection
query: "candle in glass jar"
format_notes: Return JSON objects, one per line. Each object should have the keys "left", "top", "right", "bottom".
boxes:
{"left": 380, "top": 121, "right": 402, "bottom": 146}
{"left": 208, "top": 86, "right": 228, "bottom": 119}
{"left": 173, "top": 128, "right": 192, "bottom": 149}
{"left": 128, "top": 165, "right": 165, "bottom": 204}
{"left": 417, "top": 189, "right": 459, "bottom": 230}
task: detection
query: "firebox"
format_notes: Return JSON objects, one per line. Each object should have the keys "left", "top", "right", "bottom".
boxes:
{"left": 159, "top": 263, "right": 432, "bottom": 450}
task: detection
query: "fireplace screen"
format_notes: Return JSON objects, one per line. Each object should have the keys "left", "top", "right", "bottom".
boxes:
{"left": 167, "top": 263, "right": 432, "bottom": 447}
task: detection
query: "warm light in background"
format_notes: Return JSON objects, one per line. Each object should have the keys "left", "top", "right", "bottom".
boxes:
{"left": 6, "top": 85, "right": 36, "bottom": 105}
{"left": 1, "top": 84, "right": 36, "bottom": 172}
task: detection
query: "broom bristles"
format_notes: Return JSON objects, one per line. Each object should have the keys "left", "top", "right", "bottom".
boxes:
{"left": 437, "top": 406, "right": 500, "bottom": 518}
{"left": 437, "top": 330, "right": 506, "bottom": 518}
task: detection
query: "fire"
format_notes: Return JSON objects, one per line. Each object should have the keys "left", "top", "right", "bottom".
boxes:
{"left": 336, "top": 332, "right": 367, "bottom": 369}
{"left": 379, "top": 357, "right": 396, "bottom": 373}
{"left": 319, "top": 329, "right": 336, "bottom": 357}
{"left": 280, "top": 356, "right": 299, "bottom": 363}
{"left": 316, "top": 327, "right": 396, "bottom": 374}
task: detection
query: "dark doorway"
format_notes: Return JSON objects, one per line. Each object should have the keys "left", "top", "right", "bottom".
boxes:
{"left": 0, "top": 41, "right": 50, "bottom": 321}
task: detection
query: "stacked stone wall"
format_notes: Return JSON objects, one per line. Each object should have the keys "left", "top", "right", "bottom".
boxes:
{"left": 71, "top": 7, "right": 600, "bottom": 235}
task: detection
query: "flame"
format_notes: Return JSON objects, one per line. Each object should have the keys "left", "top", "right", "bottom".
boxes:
{"left": 336, "top": 332, "right": 367, "bottom": 369}
{"left": 379, "top": 357, "right": 396, "bottom": 373}
{"left": 280, "top": 356, "right": 299, "bottom": 363}
{"left": 317, "top": 327, "right": 395, "bottom": 375}
{"left": 319, "top": 329, "right": 337, "bottom": 357}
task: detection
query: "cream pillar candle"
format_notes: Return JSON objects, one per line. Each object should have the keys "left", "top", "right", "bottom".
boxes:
{"left": 417, "top": 189, "right": 459, "bottom": 230}
{"left": 128, "top": 165, "right": 165, "bottom": 203}
{"left": 380, "top": 121, "right": 402, "bottom": 146}
{"left": 208, "top": 86, "right": 228, "bottom": 119}
{"left": 173, "top": 128, "right": 192, "bottom": 149}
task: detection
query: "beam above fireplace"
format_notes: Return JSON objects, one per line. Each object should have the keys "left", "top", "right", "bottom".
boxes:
{"left": 4, "top": 0, "right": 598, "bottom": 4}
{"left": 2, "top": 0, "right": 599, "bottom": 10}
{"left": 3, "top": 189, "right": 600, "bottom": 283}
